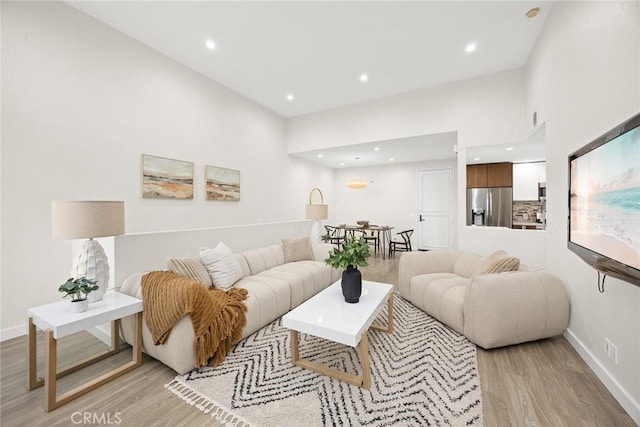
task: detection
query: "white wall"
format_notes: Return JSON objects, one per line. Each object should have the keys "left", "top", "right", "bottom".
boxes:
{"left": 0, "top": 2, "right": 332, "bottom": 337}
{"left": 525, "top": 1, "right": 640, "bottom": 421}
{"left": 332, "top": 158, "right": 457, "bottom": 249}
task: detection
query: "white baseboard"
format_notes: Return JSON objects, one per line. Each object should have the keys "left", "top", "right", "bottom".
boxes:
{"left": 0, "top": 324, "right": 26, "bottom": 342}
{"left": 564, "top": 328, "right": 640, "bottom": 425}
{"left": 1, "top": 323, "right": 112, "bottom": 346}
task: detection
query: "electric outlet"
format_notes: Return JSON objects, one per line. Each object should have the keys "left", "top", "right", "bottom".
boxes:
{"left": 604, "top": 338, "right": 619, "bottom": 364}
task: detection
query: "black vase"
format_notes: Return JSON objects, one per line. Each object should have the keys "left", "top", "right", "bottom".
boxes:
{"left": 341, "top": 265, "right": 362, "bottom": 303}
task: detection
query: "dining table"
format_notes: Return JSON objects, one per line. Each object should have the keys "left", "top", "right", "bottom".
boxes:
{"left": 335, "top": 224, "right": 394, "bottom": 260}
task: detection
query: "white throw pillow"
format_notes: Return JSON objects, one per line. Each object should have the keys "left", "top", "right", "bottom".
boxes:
{"left": 199, "top": 242, "right": 243, "bottom": 289}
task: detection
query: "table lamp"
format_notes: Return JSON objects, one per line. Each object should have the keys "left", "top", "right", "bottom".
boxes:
{"left": 306, "top": 188, "right": 328, "bottom": 244}
{"left": 51, "top": 201, "right": 125, "bottom": 302}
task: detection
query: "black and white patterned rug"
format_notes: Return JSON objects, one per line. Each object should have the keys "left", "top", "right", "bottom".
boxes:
{"left": 165, "top": 294, "right": 483, "bottom": 426}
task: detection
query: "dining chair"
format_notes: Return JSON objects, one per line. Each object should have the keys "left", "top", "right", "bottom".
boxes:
{"left": 389, "top": 229, "right": 413, "bottom": 256}
{"left": 355, "top": 226, "right": 380, "bottom": 253}
{"left": 324, "top": 225, "right": 345, "bottom": 246}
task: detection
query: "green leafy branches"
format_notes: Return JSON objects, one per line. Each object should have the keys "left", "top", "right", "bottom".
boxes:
{"left": 58, "top": 277, "right": 99, "bottom": 302}
{"left": 324, "top": 235, "right": 370, "bottom": 270}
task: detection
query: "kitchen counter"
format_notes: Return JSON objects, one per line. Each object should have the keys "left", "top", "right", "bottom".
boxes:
{"left": 512, "top": 221, "right": 545, "bottom": 230}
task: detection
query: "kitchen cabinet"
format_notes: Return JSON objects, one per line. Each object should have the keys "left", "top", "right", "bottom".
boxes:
{"left": 466, "top": 164, "right": 487, "bottom": 188}
{"left": 467, "top": 162, "right": 512, "bottom": 188}
{"left": 487, "top": 162, "right": 512, "bottom": 187}
{"left": 513, "top": 162, "right": 546, "bottom": 200}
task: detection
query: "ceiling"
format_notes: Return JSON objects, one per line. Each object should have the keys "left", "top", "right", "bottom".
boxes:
{"left": 294, "top": 131, "right": 458, "bottom": 168}
{"left": 67, "top": 1, "right": 551, "bottom": 167}
{"left": 467, "top": 123, "right": 546, "bottom": 165}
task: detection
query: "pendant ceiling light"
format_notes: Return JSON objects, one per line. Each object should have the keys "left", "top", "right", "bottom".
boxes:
{"left": 346, "top": 157, "right": 368, "bottom": 189}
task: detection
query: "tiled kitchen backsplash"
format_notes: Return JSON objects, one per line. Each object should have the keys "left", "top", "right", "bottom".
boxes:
{"left": 513, "top": 200, "right": 542, "bottom": 221}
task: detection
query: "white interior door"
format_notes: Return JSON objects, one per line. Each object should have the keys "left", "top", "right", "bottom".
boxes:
{"left": 418, "top": 169, "right": 454, "bottom": 250}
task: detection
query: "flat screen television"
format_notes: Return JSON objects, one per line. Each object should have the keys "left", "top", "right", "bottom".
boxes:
{"left": 568, "top": 112, "right": 640, "bottom": 287}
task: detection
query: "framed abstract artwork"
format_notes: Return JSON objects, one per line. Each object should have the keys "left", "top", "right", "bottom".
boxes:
{"left": 141, "top": 154, "right": 194, "bottom": 199}
{"left": 205, "top": 165, "right": 240, "bottom": 201}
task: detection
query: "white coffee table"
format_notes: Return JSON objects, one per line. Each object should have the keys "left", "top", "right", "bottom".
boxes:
{"left": 27, "top": 290, "right": 143, "bottom": 411}
{"left": 282, "top": 280, "right": 394, "bottom": 389}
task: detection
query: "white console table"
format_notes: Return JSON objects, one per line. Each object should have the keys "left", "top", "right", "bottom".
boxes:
{"left": 27, "top": 291, "right": 143, "bottom": 412}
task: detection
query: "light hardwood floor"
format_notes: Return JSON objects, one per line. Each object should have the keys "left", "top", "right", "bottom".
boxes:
{"left": 1, "top": 253, "right": 635, "bottom": 426}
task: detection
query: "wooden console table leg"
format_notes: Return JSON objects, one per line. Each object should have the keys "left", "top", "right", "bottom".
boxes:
{"left": 44, "top": 330, "right": 57, "bottom": 412}
{"left": 27, "top": 317, "right": 40, "bottom": 390}
{"left": 132, "top": 312, "right": 142, "bottom": 366}
{"left": 111, "top": 319, "right": 120, "bottom": 353}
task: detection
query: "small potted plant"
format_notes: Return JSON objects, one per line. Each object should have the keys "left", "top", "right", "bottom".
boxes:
{"left": 58, "top": 277, "right": 99, "bottom": 313}
{"left": 325, "top": 235, "right": 370, "bottom": 303}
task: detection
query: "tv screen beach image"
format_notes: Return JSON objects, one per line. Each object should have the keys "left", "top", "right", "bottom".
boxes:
{"left": 570, "top": 127, "right": 640, "bottom": 270}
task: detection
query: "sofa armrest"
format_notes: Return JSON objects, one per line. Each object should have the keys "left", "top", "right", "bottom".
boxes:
{"left": 398, "top": 251, "right": 458, "bottom": 298}
{"left": 463, "top": 271, "right": 570, "bottom": 349}
{"left": 311, "top": 243, "right": 334, "bottom": 262}
{"left": 312, "top": 243, "right": 343, "bottom": 283}
{"left": 118, "top": 272, "right": 197, "bottom": 375}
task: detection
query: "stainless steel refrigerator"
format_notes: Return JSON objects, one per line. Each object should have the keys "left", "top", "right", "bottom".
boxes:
{"left": 466, "top": 188, "right": 512, "bottom": 227}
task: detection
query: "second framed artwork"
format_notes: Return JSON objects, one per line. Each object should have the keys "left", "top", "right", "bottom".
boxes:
{"left": 205, "top": 165, "right": 240, "bottom": 201}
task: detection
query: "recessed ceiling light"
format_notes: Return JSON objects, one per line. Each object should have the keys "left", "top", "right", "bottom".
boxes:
{"left": 389, "top": 158, "right": 394, "bottom": 162}
{"left": 474, "top": 157, "right": 481, "bottom": 161}
{"left": 317, "top": 154, "right": 323, "bottom": 158}
{"left": 340, "top": 162, "right": 345, "bottom": 166}
{"left": 526, "top": 7, "right": 540, "bottom": 18}
{"left": 286, "top": 94, "right": 294, "bottom": 101}
{"left": 373, "top": 147, "right": 380, "bottom": 151}
{"left": 205, "top": 39, "right": 216, "bottom": 50}
{"left": 359, "top": 73, "right": 368, "bottom": 82}
{"left": 465, "top": 43, "right": 476, "bottom": 53}
{"left": 506, "top": 147, "right": 515, "bottom": 151}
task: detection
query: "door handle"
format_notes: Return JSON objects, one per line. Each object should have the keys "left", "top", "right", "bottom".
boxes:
{"left": 419, "top": 214, "right": 425, "bottom": 222}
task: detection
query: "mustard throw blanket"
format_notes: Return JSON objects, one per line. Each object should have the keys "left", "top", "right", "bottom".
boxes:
{"left": 141, "top": 271, "right": 248, "bottom": 368}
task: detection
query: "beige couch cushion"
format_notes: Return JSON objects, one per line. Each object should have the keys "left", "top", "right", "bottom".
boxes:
{"left": 409, "top": 273, "right": 469, "bottom": 334}
{"left": 480, "top": 256, "right": 520, "bottom": 274}
{"left": 464, "top": 271, "right": 570, "bottom": 348}
{"left": 241, "top": 245, "right": 285, "bottom": 276}
{"left": 167, "top": 256, "right": 213, "bottom": 288}
{"left": 259, "top": 261, "right": 331, "bottom": 308}
{"left": 282, "top": 237, "right": 314, "bottom": 262}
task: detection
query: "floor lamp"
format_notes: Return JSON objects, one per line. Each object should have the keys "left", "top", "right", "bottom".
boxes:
{"left": 306, "top": 188, "right": 328, "bottom": 244}
{"left": 51, "top": 201, "right": 125, "bottom": 302}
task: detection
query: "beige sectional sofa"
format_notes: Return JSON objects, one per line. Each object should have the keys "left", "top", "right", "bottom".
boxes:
{"left": 119, "top": 242, "right": 340, "bottom": 374}
{"left": 399, "top": 250, "right": 570, "bottom": 349}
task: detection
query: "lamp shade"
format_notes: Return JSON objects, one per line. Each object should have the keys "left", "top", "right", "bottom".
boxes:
{"left": 346, "top": 179, "right": 368, "bottom": 189}
{"left": 305, "top": 188, "right": 328, "bottom": 220}
{"left": 52, "top": 201, "right": 125, "bottom": 239}
{"left": 306, "top": 204, "right": 328, "bottom": 220}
